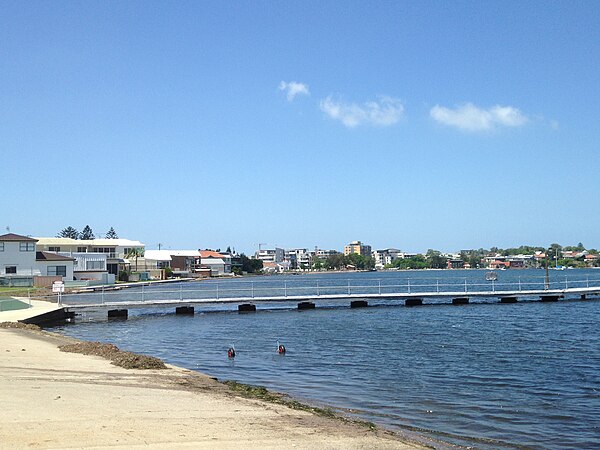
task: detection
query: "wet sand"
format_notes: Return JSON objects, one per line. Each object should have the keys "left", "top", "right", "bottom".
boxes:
{"left": 0, "top": 328, "right": 426, "bottom": 449}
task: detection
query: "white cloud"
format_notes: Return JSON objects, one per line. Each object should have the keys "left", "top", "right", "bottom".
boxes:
{"left": 430, "top": 103, "right": 528, "bottom": 132}
{"left": 319, "top": 96, "right": 404, "bottom": 128}
{"left": 278, "top": 81, "right": 310, "bottom": 101}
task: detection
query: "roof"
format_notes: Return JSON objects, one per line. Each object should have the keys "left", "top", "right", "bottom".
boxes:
{"left": 199, "top": 250, "right": 225, "bottom": 258}
{"left": 35, "top": 237, "right": 145, "bottom": 247}
{"left": 36, "top": 251, "right": 75, "bottom": 262}
{"left": 144, "top": 250, "right": 199, "bottom": 261}
{"left": 35, "top": 238, "right": 79, "bottom": 246}
{"left": 87, "top": 239, "right": 144, "bottom": 247}
{"left": 0, "top": 233, "right": 38, "bottom": 242}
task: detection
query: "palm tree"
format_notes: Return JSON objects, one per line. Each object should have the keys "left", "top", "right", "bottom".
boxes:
{"left": 125, "top": 248, "right": 144, "bottom": 272}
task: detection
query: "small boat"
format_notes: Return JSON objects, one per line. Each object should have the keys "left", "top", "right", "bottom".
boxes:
{"left": 485, "top": 271, "right": 498, "bottom": 281}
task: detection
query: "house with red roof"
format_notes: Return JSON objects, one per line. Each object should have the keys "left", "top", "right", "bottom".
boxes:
{"left": 196, "top": 250, "right": 232, "bottom": 276}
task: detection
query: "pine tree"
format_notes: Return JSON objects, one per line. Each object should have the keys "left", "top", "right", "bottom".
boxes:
{"left": 80, "top": 225, "right": 95, "bottom": 240}
{"left": 57, "top": 226, "right": 80, "bottom": 239}
{"left": 105, "top": 227, "right": 118, "bottom": 239}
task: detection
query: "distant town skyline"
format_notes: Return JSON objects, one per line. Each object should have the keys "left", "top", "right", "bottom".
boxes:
{"left": 3, "top": 2, "right": 599, "bottom": 254}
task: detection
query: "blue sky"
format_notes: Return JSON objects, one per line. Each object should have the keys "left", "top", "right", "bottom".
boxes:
{"left": 2, "top": 1, "right": 599, "bottom": 253}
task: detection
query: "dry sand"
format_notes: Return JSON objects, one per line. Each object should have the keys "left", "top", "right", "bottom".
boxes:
{"left": 0, "top": 328, "right": 428, "bottom": 449}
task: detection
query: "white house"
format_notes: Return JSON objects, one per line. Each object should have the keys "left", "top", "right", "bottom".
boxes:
{"left": 59, "top": 252, "right": 109, "bottom": 281}
{"left": 35, "top": 251, "right": 75, "bottom": 281}
{"left": 373, "top": 248, "right": 403, "bottom": 269}
{"left": 36, "top": 237, "right": 145, "bottom": 277}
{"left": 198, "top": 250, "right": 232, "bottom": 276}
{"left": 0, "top": 233, "right": 75, "bottom": 282}
{"left": 0, "top": 233, "right": 39, "bottom": 276}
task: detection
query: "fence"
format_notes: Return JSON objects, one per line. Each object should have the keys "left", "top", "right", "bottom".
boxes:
{"left": 57, "top": 274, "right": 600, "bottom": 306}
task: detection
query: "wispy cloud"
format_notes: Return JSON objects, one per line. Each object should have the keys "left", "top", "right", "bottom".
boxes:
{"left": 320, "top": 96, "right": 404, "bottom": 128}
{"left": 430, "top": 103, "right": 528, "bottom": 132}
{"left": 278, "top": 81, "right": 310, "bottom": 101}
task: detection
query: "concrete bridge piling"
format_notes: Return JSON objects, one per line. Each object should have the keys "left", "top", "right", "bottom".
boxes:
{"left": 107, "top": 309, "right": 128, "bottom": 320}
{"left": 350, "top": 300, "right": 368, "bottom": 308}
{"left": 175, "top": 306, "right": 194, "bottom": 315}
{"left": 297, "top": 301, "right": 316, "bottom": 310}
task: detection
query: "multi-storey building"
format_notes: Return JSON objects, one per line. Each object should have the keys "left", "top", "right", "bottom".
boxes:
{"left": 285, "top": 248, "right": 311, "bottom": 269}
{"left": 372, "top": 248, "right": 403, "bottom": 268}
{"left": 255, "top": 248, "right": 285, "bottom": 263}
{"left": 344, "top": 241, "right": 372, "bottom": 257}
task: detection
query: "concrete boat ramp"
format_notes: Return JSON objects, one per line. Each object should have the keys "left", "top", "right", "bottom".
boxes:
{"left": 0, "top": 297, "right": 68, "bottom": 326}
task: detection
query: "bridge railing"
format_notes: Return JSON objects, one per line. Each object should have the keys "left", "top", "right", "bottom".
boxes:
{"left": 58, "top": 274, "right": 600, "bottom": 306}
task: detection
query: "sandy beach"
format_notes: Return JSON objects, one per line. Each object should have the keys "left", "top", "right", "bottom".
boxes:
{"left": 0, "top": 327, "right": 426, "bottom": 449}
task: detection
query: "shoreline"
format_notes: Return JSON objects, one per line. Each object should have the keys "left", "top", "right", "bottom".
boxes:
{"left": 0, "top": 326, "right": 431, "bottom": 449}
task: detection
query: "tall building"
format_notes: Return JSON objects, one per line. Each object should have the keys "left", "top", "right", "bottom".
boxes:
{"left": 344, "top": 240, "right": 372, "bottom": 257}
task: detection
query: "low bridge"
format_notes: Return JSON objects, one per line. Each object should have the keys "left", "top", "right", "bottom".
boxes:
{"left": 59, "top": 275, "right": 600, "bottom": 320}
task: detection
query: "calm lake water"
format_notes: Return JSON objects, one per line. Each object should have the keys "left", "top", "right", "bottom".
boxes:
{"left": 52, "top": 269, "right": 600, "bottom": 449}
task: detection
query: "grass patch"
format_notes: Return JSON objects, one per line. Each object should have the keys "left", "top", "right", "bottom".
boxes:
{"left": 0, "top": 287, "right": 42, "bottom": 297}
{"left": 224, "top": 380, "right": 376, "bottom": 429}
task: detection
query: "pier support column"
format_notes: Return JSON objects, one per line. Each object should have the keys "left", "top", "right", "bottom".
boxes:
{"left": 540, "top": 295, "right": 561, "bottom": 302}
{"left": 175, "top": 306, "right": 194, "bottom": 315}
{"left": 107, "top": 309, "right": 128, "bottom": 320}
{"left": 405, "top": 298, "right": 423, "bottom": 307}
{"left": 298, "top": 301, "right": 316, "bottom": 310}
{"left": 452, "top": 297, "right": 469, "bottom": 305}
{"left": 350, "top": 300, "right": 368, "bottom": 308}
{"left": 500, "top": 296, "right": 518, "bottom": 303}
{"left": 238, "top": 303, "right": 256, "bottom": 313}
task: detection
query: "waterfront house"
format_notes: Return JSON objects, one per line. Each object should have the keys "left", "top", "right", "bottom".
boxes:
{"left": 0, "top": 233, "right": 38, "bottom": 278}
{"left": 36, "top": 237, "right": 145, "bottom": 277}
{"left": 0, "top": 233, "right": 75, "bottom": 285}
{"left": 197, "top": 250, "right": 232, "bottom": 276}
{"left": 35, "top": 251, "right": 75, "bottom": 280}
{"left": 255, "top": 248, "right": 285, "bottom": 263}
{"left": 373, "top": 248, "right": 403, "bottom": 269}
{"left": 447, "top": 259, "right": 465, "bottom": 269}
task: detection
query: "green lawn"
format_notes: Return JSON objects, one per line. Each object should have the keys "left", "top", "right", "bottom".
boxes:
{"left": 0, "top": 286, "right": 41, "bottom": 297}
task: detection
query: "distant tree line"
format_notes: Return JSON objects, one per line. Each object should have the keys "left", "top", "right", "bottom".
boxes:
{"left": 232, "top": 254, "right": 263, "bottom": 275}
{"left": 312, "top": 253, "right": 375, "bottom": 271}
{"left": 57, "top": 226, "right": 118, "bottom": 240}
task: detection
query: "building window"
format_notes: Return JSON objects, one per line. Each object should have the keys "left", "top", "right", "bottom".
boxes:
{"left": 0, "top": 243, "right": 4, "bottom": 251}
{"left": 77, "top": 247, "right": 87, "bottom": 253}
{"left": 48, "top": 266, "right": 67, "bottom": 277}
{"left": 86, "top": 260, "right": 104, "bottom": 270}
{"left": 92, "top": 247, "right": 115, "bottom": 257}
{"left": 19, "top": 242, "right": 35, "bottom": 252}
{"left": 5, "top": 266, "right": 17, "bottom": 274}
{"left": 49, "top": 246, "right": 61, "bottom": 252}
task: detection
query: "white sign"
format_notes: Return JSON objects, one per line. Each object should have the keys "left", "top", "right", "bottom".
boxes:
{"left": 52, "top": 281, "right": 65, "bottom": 293}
